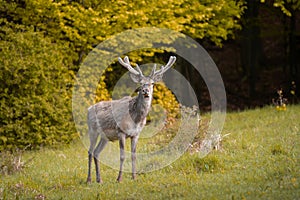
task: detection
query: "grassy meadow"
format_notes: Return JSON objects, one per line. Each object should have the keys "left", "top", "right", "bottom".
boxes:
{"left": 0, "top": 105, "right": 299, "bottom": 199}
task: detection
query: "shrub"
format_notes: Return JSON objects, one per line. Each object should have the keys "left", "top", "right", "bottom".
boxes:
{"left": 192, "top": 154, "right": 224, "bottom": 173}
{"left": 0, "top": 24, "right": 77, "bottom": 150}
{"left": 152, "top": 83, "right": 180, "bottom": 123}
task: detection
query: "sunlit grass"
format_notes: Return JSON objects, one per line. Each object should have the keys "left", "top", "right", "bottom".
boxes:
{"left": 0, "top": 105, "right": 299, "bottom": 199}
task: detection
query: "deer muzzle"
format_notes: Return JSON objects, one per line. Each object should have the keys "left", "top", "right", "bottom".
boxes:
{"left": 142, "top": 88, "right": 150, "bottom": 98}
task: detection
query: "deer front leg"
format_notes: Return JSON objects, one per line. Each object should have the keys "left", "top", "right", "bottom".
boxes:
{"left": 117, "top": 134, "right": 126, "bottom": 182}
{"left": 93, "top": 138, "right": 108, "bottom": 183}
{"left": 131, "top": 136, "right": 138, "bottom": 180}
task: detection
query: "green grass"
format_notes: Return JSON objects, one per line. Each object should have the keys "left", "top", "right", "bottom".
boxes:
{"left": 1, "top": 105, "right": 299, "bottom": 199}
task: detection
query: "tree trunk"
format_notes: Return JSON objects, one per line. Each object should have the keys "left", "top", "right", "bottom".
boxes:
{"left": 284, "top": 8, "right": 299, "bottom": 99}
{"left": 241, "top": 0, "right": 261, "bottom": 97}
{"left": 288, "top": 11, "right": 298, "bottom": 82}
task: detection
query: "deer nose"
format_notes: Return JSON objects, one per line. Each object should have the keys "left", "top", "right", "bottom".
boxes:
{"left": 142, "top": 88, "right": 149, "bottom": 94}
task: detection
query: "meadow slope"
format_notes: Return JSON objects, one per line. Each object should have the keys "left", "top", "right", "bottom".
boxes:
{"left": 0, "top": 106, "right": 299, "bottom": 199}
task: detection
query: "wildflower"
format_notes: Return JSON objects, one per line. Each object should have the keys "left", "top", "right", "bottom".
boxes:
{"left": 272, "top": 88, "right": 288, "bottom": 111}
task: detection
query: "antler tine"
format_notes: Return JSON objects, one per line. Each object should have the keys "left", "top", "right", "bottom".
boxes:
{"left": 162, "top": 56, "right": 176, "bottom": 73}
{"left": 149, "top": 64, "right": 157, "bottom": 77}
{"left": 124, "top": 56, "right": 130, "bottom": 63}
{"left": 167, "top": 56, "right": 177, "bottom": 66}
{"left": 135, "top": 64, "right": 144, "bottom": 77}
{"left": 118, "top": 56, "right": 140, "bottom": 75}
{"left": 154, "top": 56, "right": 176, "bottom": 75}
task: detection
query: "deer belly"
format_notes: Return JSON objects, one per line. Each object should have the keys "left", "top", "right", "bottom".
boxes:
{"left": 102, "top": 129, "right": 119, "bottom": 141}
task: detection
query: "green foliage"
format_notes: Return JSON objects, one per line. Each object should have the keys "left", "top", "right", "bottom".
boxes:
{"left": 93, "top": 0, "right": 245, "bottom": 46}
{"left": 152, "top": 83, "right": 180, "bottom": 123}
{"left": 1, "top": 0, "right": 245, "bottom": 62}
{"left": 0, "top": 24, "right": 77, "bottom": 150}
{"left": 260, "top": 0, "right": 300, "bottom": 16}
{"left": 0, "top": 0, "right": 245, "bottom": 148}
{"left": 192, "top": 154, "right": 224, "bottom": 173}
{"left": 94, "top": 75, "right": 111, "bottom": 103}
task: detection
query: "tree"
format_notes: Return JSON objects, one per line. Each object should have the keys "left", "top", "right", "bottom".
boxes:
{"left": 0, "top": 0, "right": 245, "bottom": 148}
{"left": 240, "top": 0, "right": 262, "bottom": 97}
{"left": 276, "top": 0, "right": 300, "bottom": 83}
{"left": 1, "top": 0, "right": 245, "bottom": 63}
{"left": 240, "top": 0, "right": 300, "bottom": 97}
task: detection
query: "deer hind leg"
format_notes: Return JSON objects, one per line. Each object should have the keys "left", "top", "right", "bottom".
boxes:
{"left": 117, "top": 133, "right": 126, "bottom": 182}
{"left": 93, "top": 137, "right": 108, "bottom": 183}
{"left": 87, "top": 128, "right": 98, "bottom": 184}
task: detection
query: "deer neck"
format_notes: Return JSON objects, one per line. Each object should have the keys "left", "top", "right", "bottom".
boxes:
{"left": 130, "top": 92, "right": 152, "bottom": 123}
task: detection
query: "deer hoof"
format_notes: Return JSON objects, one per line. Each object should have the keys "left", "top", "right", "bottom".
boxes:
{"left": 86, "top": 178, "right": 91, "bottom": 184}
{"left": 132, "top": 175, "right": 136, "bottom": 180}
{"left": 117, "top": 177, "right": 122, "bottom": 183}
{"left": 96, "top": 179, "right": 103, "bottom": 184}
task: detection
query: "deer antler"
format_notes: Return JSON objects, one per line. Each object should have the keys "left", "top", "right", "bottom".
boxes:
{"left": 118, "top": 56, "right": 144, "bottom": 77}
{"left": 119, "top": 56, "right": 176, "bottom": 83}
{"left": 150, "top": 56, "right": 176, "bottom": 81}
{"left": 155, "top": 56, "right": 176, "bottom": 75}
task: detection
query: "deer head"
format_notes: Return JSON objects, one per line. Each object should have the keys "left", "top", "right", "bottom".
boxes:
{"left": 118, "top": 56, "right": 176, "bottom": 100}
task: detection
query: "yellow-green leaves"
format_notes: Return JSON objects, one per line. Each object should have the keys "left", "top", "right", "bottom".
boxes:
{"left": 0, "top": 25, "right": 77, "bottom": 150}
{"left": 0, "top": 0, "right": 245, "bottom": 149}
{"left": 261, "top": 0, "right": 300, "bottom": 17}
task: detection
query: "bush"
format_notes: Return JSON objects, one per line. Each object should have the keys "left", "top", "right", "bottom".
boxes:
{"left": 192, "top": 154, "right": 224, "bottom": 173}
{"left": 0, "top": 24, "right": 77, "bottom": 150}
{"left": 152, "top": 83, "right": 180, "bottom": 123}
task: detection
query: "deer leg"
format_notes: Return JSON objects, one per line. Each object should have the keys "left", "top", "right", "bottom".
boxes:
{"left": 117, "top": 134, "right": 126, "bottom": 182}
{"left": 87, "top": 152, "right": 93, "bottom": 184}
{"left": 87, "top": 129, "right": 98, "bottom": 184}
{"left": 93, "top": 137, "right": 108, "bottom": 183}
{"left": 131, "top": 136, "right": 138, "bottom": 180}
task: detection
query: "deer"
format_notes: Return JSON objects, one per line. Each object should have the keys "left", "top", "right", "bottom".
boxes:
{"left": 86, "top": 55, "right": 177, "bottom": 183}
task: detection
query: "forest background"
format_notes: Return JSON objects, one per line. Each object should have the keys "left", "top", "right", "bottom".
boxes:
{"left": 1, "top": 0, "right": 299, "bottom": 149}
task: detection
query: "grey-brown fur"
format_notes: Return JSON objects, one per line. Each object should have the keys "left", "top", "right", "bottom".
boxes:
{"left": 86, "top": 56, "right": 176, "bottom": 183}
